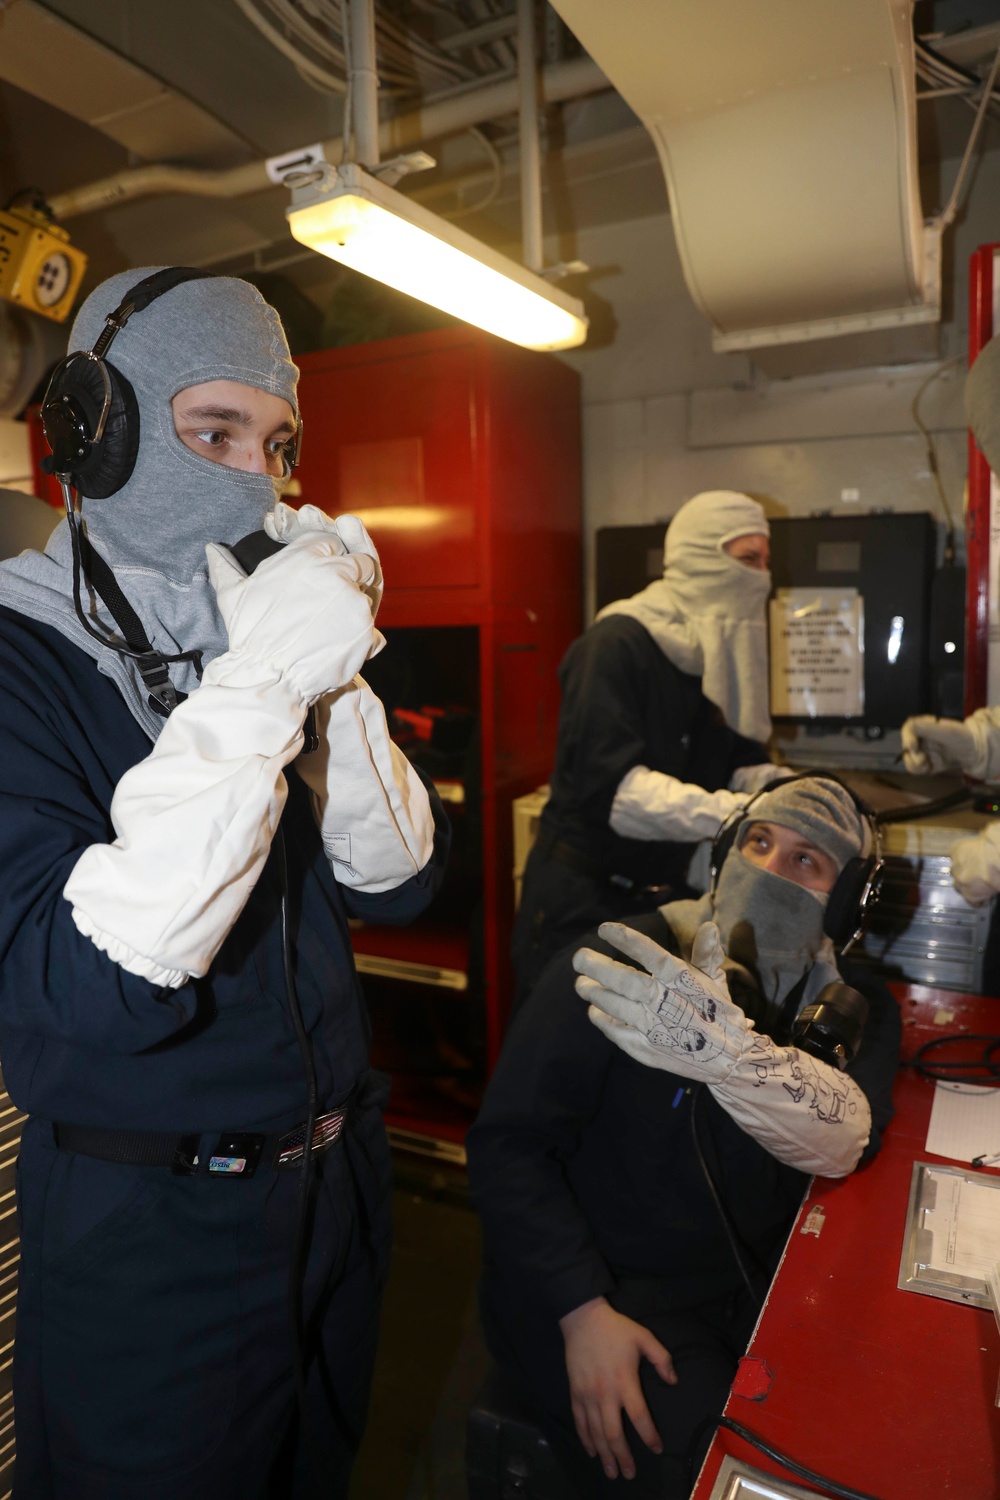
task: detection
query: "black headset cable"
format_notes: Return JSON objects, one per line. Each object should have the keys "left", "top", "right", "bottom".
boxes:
{"left": 274, "top": 829, "right": 320, "bottom": 1445}
{"left": 903, "top": 1033, "right": 1000, "bottom": 1085}
{"left": 689, "top": 1085, "right": 770, "bottom": 1303}
{"left": 717, "top": 1416, "right": 885, "bottom": 1500}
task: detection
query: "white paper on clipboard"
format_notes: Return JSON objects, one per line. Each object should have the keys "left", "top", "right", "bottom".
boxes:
{"left": 925, "top": 1081, "right": 1000, "bottom": 1164}
{"left": 922, "top": 1170, "right": 1000, "bottom": 1280}
{"left": 769, "top": 587, "right": 864, "bottom": 718}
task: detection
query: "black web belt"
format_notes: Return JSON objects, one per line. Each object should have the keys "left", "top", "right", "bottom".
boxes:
{"left": 534, "top": 826, "right": 675, "bottom": 899}
{"left": 53, "top": 1100, "right": 352, "bottom": 1179}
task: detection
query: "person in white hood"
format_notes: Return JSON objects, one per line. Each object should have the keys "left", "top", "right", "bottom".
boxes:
{"left": 512, "top": 490, "right": 786, "bottom": 1004}
{"left": 902, "top": 332, "right": 1000, "bottom": 908}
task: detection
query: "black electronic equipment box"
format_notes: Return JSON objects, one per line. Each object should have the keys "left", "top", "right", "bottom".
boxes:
{"left": 594, "top": 523, "right": 667, "bottom": 614}
{"left": 768, "top": 513, "right": 934, "bottom": 730}
{"left": 595, "top": 513, "right": 944, "bottom": 731}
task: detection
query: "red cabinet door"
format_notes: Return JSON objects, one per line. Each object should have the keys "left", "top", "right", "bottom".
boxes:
{"left": 296, "top": 344, "right": 481, "bottom": 591}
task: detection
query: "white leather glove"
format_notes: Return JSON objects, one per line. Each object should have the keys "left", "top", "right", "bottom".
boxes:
{"left": 729, "top": 763, "right": 796, "bottom": 795}
{"left": 296, "top": 676, "right": 435, "bottom": 891}
{"left": 64, "top": 515, "right": 394, "bottom": 990}
{"left": 206, "top": 527, "right": 384, "bottom": 707}
{"left": 901, "top": 716, "right": 980, "bottom": 776}
{"left": 609, "top": 766, "right": 749, "bottom": 843}
{"left": 575, "top": 922, "right": 871, "bottom": 1177}
{"left": 265, "top": 502, "right": 384, "bottom": 619}
{"left": 950, "top": 829, "right": 1000, "bottom": 907}
{"left": 64, "top": 652, "right": 306, "bottom": 989}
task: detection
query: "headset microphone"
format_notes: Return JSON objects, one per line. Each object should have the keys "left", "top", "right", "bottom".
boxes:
{"left": 227, "top": 530, "right": 319, "bottom": 754}
{"left": 792, "top": 982, "right": 869, "bottom": 1070}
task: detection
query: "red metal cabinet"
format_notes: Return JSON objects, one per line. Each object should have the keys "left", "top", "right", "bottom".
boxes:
{"left": 295, "top": 328, "right": 581, "bottom": 1143}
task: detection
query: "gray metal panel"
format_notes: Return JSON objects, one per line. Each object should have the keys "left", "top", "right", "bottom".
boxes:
{"left": 855, "top": 853, "right": 994, "bottom": 991}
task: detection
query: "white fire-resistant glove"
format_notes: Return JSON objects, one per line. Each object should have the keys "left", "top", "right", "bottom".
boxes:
{"left": 901, "top": 716, "right": 982, "bottom": 776}
{"left": 296, "top": 676, "right": 434, "bottom": 891}
{"left": 65, "top": 651, "right": 307, "bottom": 989}
{"left": 609, "top": 766, "right": 749, "bottom": 843}
{"left": 950, "top": 829, "right": 1000, "bottom": 907}
{"left": 206, "top": 524, "right": 384, "bottom": 707}
{"left": 65, "top": 523, "right": 387, "bottom": 989}
{"left": 264, "top": 502, "right": 384, "bottom": 619}
{"left": 574, "top": 922, "right": 871, "bottom": 1178}
{"left": 729, "top": 764, "right": 797, "bottom": 795}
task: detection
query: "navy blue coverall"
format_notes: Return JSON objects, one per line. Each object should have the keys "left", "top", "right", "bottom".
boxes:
{"left": 0, "top": 605, "right": 448, "bottom": 1499}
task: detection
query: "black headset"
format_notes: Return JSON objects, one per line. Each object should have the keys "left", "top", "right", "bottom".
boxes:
{"left": 41, "top": 267, "right": 219, "bottom": 497}
{"left": 709, "top": 772, "right": 883, "bottom": 952}
{"left": 38, "top": 267, "right": 303, "bottom": 717}
{"left": 40, "top": 265, "right": 302, "bottom": 497}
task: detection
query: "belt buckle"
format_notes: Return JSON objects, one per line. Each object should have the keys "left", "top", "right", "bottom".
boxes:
{"left": 207, "top": 1133, "right": 264, "bottom": 1178}
{"left": 275, "top": 1108, "right": 347, "bottom": 1169}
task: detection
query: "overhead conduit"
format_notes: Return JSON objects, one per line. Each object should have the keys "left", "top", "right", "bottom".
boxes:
{"left": 48, "top": 56, "right": 609, "bottom": 221}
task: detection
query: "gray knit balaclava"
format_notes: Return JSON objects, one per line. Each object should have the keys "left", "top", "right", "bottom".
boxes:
{"left": 664, "top": 777, "right": 867, "bottom": 1033}
{"left": 0, "top": 268, "right": 299, "bottom": 739}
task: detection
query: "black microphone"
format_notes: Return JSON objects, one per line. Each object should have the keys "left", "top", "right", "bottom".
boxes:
{"left": 228, "top": 530, "right": 284, "bottom": 576}
{"left": 228, "top": 531, "right": 319, "bottom": 753}
{"left": 791, "top": 983, "right": 869, "bottom": 1071}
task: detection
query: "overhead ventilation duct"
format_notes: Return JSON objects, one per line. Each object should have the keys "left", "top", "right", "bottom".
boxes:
{"left": 549, "top": 0, "right": 935, "bottom": 354}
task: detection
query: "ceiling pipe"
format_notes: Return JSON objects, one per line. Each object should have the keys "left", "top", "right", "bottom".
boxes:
{"left": 348, "top": 0, "right": 381, "bottom": 168}
{"left": 518, "top": 0, "right": 544, "bottom": 272}
{"left": 48, "top": 55, "right": 608, "bottom": 221}
{"left": 439, "top": 14, "right": 519, "bottom": 53}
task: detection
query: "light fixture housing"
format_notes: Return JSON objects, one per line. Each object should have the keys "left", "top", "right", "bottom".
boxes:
{"left": 287, "top": 163, "right": 588, "bottom": 352}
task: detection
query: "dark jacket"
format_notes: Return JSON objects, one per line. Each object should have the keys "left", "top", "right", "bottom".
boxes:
{"left": 471, "top": 909, "right": 901, "bottom": 1322}
{"left": 540, "top": 615, "right": 768, "bottom": 890}
{"left": 0, "top": 605, "right": 448, "bottom": 1132}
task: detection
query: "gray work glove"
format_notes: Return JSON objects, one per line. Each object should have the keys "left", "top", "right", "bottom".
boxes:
{"left": 573, "top": 921, "right": 753, "bottom": 1086}
{"left": 574, "top": 921, "right": 871, "bottom": 1177}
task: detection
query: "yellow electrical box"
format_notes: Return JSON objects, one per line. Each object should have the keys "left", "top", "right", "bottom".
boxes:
{"left": 0, "top": 207, "right": 87, "bottom": 323}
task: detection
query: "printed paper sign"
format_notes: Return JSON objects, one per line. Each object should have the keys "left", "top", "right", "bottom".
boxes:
{"left": 769, "top": 587, "right": 864, "bottom": 718}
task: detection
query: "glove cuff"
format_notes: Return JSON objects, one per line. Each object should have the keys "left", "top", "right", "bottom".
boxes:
{"left": 967, "top": 711, "right": 998, "bottom": 781}
{"left": 202, "top": 648, "right": 311, "bottom": 717}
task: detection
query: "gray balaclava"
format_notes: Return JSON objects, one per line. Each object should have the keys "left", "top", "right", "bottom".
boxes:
{"left": 0, "top": 267, "right": 299, "bottom": 739}
{"left": 664, "top": 776, "right": 867, "bottom": 1034}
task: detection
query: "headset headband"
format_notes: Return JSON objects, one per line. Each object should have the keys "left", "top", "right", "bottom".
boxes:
{"left": 710, "top": 772, "right": 884, "bottom": 953}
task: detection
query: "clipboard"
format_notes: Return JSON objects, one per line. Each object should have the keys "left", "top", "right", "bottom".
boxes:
{"left": 898, "top": 1161, "right": 1000, "bottom": 1309}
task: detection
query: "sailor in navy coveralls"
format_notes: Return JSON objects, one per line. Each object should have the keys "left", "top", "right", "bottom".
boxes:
{"left": 0, "top": 267, "right": 448, "bottom": 1498}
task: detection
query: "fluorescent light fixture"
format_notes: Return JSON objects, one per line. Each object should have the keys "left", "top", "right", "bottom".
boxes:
{"left": 287, "top": 163, "right": 588, "bottom": 352}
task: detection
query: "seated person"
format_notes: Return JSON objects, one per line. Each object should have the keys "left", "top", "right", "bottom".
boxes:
{"left": 468, "top": 777, "right": 900, "bottom": 1500}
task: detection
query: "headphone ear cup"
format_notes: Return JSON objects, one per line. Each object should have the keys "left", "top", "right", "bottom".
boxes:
{"left": 42, "top": 358, "right": 140, "bottom": 499}
{"left": 824, "top": 856, "right": 876, "bottom": 946}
